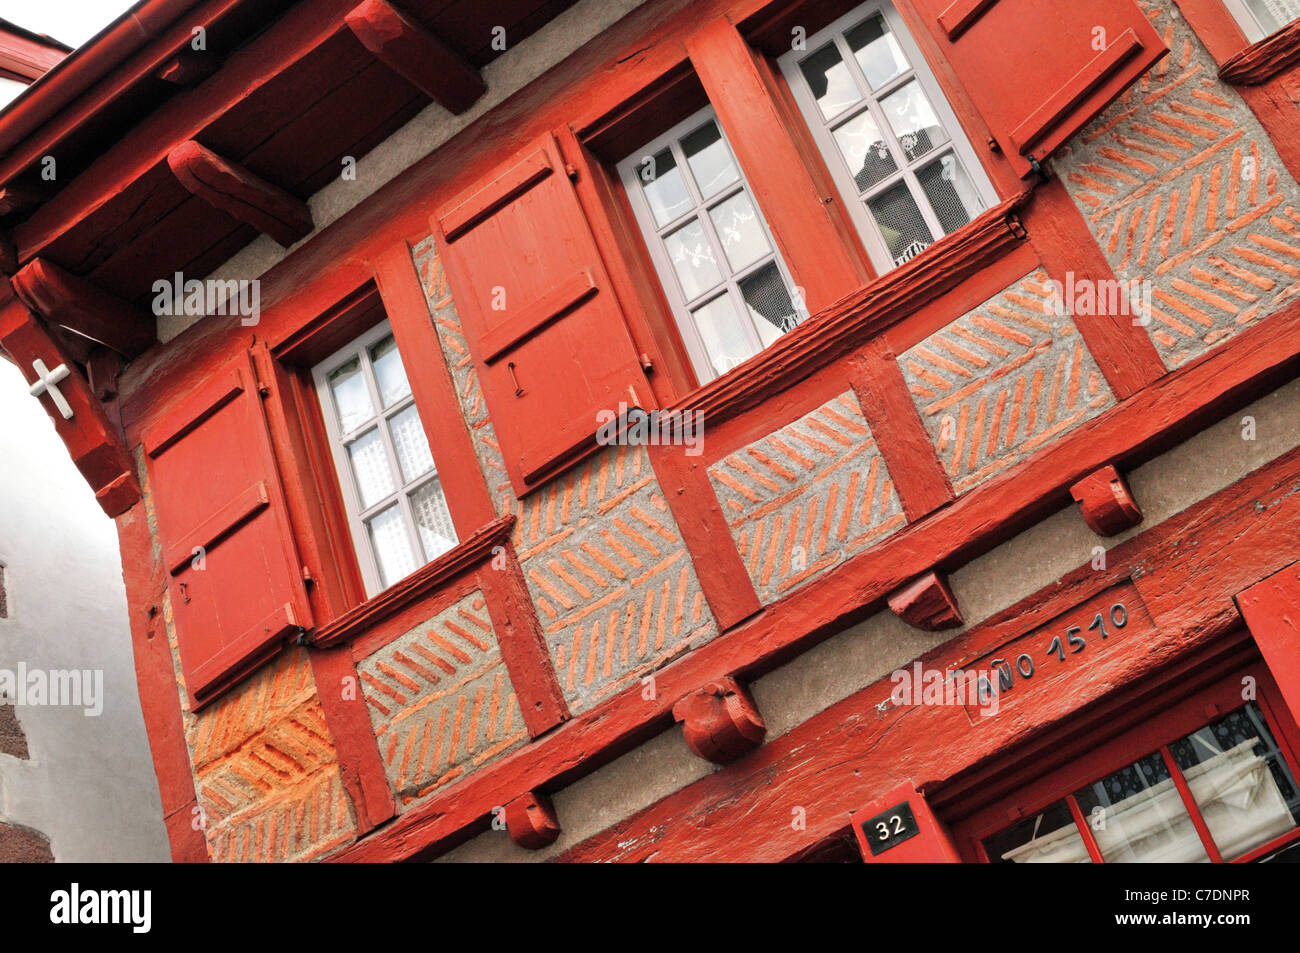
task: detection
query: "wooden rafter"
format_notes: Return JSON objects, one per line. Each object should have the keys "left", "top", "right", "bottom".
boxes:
{"left": 344, "top": 0, "right": 485, "bottom": 115}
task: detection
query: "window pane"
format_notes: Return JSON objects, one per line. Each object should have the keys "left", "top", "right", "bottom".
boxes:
{"left": 682, "top": 122, "right": 740, "bottom": 198}
{"left": 916, "top": 153, "right": 982, "bottom": 235}
{"left": 880, "top": 80, "right": 945, "bottom": 162}
{"left": 348, "top": 428, "right": 395, "bottom": 508}
{"left": 367, "top": 505, "right": 416, "bottom": 588}
{"left": 846, "top": 13, "right": 909, "bottom": 90}
{"left": 833, "top": 110, "right": 897, "bottom": 193}
{"left": 799, "top": 41, "right": 860, "bottom": 119}
{"left": 328, "top": 357, "right": 373, "bottom": 433}
{"left": 1074, "top": 751, "right": 1211, "bottom": 863}
{"left": 369, "top": 335, "right": 411, "bottom": 407}
{"left": 411, "top": 479, "right": 457, "bottom": 561}
{"left": 1170, "top": 703, "right": 1300, "bottom": 860}
{"left": 708, "top": 191, "right": 771, "bottom": 273}
{"left": 867, "top": 182, "right": 934, "bottom": 266}
{"left": 640, "top": 147, "right": 691, "bottom": 227}
{"left": 665, "top": 217, "right": 723, "bottom": 300}
{"left": 983, "top": 800, "right": 1092, "bottom": 863}
{"left": 1244, "top": 0, "right": 1300, "bottom": 34}
{"left": 738, "top": 262, "right": 799, "bottom": 347}
{"left": 389, "top": 404, "right": 435, "bottom": 483}
{"left": 691, "top": 295, "right": 756, "bottom": 381}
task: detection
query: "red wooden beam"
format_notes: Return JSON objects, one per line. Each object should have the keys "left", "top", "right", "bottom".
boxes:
{"left": 11, "top": 258, "right": 155, "bottom": 358}
{"left": 1236, "top": 563, "right": 1300, "bottom": 731}
{"left": 167, "top": 140, "right": 313, "bottom": 248}
{"left": 344, "top": 0, "right": 485, "bottom": 115}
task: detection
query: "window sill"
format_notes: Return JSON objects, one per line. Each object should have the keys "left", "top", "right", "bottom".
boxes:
{"left": 666, "top": 187, "right": 1034, "bottom": 426}
{"left": 308, "top": 513, "right": 515, "bottom": 649}
{"left": 1219, "top": 19, "right": 1300, "bottom": 85}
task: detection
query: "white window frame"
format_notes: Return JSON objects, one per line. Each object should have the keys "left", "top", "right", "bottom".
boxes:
{"left": 617, "top": 105, "right": 807, "bottom": 385}
{"left": 312, "top": 320, "right": 455, "bottom": 597}
{"left": 777, "top": 0, "right": 998, "bottom": 275}
{"left": 1223, "top": 0, "right": 1300, "bottom": 43}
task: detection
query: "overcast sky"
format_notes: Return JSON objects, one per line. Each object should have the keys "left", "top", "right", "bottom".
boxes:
{"left": 1, "top": 0, "right": 138, "bottom": 48}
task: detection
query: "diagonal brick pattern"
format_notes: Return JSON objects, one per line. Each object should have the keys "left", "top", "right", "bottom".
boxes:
{"left": 1056, "top": 0, "right": 1300, "bottom": 368}
{"left": 356, "top": 591, "right": 528, "bottom": 808}
{"left": 513, "top": 443, "right": 717, "bottom": 713}
{"left": 900, "top": 270, "right": 1114, "bottom": 494}
{"left": 180, "top": 647, "right": 357, "bottom": 862}
{"left": 708, "top": 393, "right": 905, "bottom": 604}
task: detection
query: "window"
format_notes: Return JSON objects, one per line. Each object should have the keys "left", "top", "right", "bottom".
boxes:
{"left": 312, "top": 321, "right": 457, "bottom": 597}
{"left": 980, "top": 699, "right": 1300, "bottom": 863}
{"left": 1224, "top": 0, "right": 1300, "bottom": 43}
{"left": 618, "top": 106, "right": 807, "bottom": 385}
{"left": 778, "top": 1, "right": 996, "bottom": 274}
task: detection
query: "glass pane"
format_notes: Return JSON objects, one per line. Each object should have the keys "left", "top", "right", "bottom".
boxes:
{"left": 367, "top": 505, "right": 416, "bottom": 588}
{"left": 369, "top": 335, "right": 411, "bottom": 407}
{"left": 328, "top": 357, "right": 373, "bottom": 433}
{"left": 916, "top": 153, "right": 982, "bottom": 236}
{"left": 799, "top": 41, "right": 860, "bottom": 119}
{"left": 411, "top": 479, "right": 457, "bottom": 561}
{"left": 738, "top": 262, "right": 799, "bottom": 348}
{"left": 389, "top": 404, "right": 435, "bottom": 483}
{"left": 682, "top": 122, "right": 740, "bottom": 198}
{"left": 665, "top": 217, "right": 723, "bottom": 300}
{"left": 708, "top": 191, "right": 771, "bottom": 272}
{"left": 1170, "top": 703, "right": 1300, "bottom": 860}
{"left": 1244, "top": 0, "right": 1300, "bottom": 35}
{"left": 347, "top": 428, "right": 395, "bottom": 508}
{"left": 983, "top": 800, "right": 1092, "bottom": 863}
{"left": 846, "top": 13, "right": 909, "bottom": 90}
{"left": 1074, "top": 751, "right": 1211, "bottom": 863}
{"left": 640, "top": 147, "right": 691, "bottom": 227}
{"left": 880, "top": 80, "right": 945, "bottom": 162}
{"left": 867, "top": 182, "right": 934, "bottom": 266}
{"left": 833, "top": 110, "right": 897, "bottom": 193}
{"left": 691, "top": 295, "right": 756, "bottom": 382}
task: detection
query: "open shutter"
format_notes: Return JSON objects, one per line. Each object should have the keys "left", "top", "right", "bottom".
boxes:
{"left": 431, "top": 131, "right": 653, "bottom": 494}
{"left": 142, "top": 349, "right": 312, "bottom": 707}
{"left": 909, "top": 0, "right": 1168, "bottom": 177}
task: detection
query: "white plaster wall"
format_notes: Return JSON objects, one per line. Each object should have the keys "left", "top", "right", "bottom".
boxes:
{"left": 0, "top": 359, "right": 169, "bottom": 861}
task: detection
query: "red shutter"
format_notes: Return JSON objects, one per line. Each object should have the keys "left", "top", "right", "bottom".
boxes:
{"left": 142, "top": 350, "right": 312, "bottom": 707}
{"left": 908, "top": 0, "right": 1168, "bottom": 177}
{"left": 431, "top": 131, "right": 653, "bottom": 494}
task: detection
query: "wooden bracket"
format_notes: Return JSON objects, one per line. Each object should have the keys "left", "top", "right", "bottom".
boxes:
{"left": 166, "top": 140, "right": 313, "bottom": 247}
{"left": 0, "top": 184, "right": 42, "bottom": 217}
{"left": 12, "top": 258, "right": 155, "bottom": 359}
{"left": 344, "top": 0, "right": 486, "bottom": 115}
{"left": 155, "top": 49, "right": 218, "bottom": 87}
{"left": 1070, "top": 464, "right": 1143, "bottom": 537}
{"left": 672, "top": 675, "right": 766, "bottom": 764}
{"left": 887, "top": 571, "right": 963, "bottom": 631}
{"left": 504, "top": 790, "right": 560, "bottom": 849}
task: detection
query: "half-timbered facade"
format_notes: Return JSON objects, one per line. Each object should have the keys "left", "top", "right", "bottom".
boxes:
{"left": 4, "top": 0, "right": 1300, "bottom": 862}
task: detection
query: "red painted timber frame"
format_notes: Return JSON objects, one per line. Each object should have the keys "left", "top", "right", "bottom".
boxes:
{"left": 86, "top": 0, "right": 1300, "bottom": 861}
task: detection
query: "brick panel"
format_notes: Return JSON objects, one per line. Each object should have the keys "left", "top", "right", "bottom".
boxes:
{"left": 513, "top": 444, "right": 717, "bottom": 713}
{"left": 708, "top": 392, "right": 905, "bottom": 604}
{"left": 356, "top": 591, "right": 528, "bottom": 808}
{"left": 899, "top": 269, "right": 1114, "bottom": 494}
{"left": 1057, "top": 0, "right": 1300, "bottom": 368}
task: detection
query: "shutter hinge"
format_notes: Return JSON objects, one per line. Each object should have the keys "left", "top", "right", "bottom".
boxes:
{"left": 1026, "top": 153, "right": 1051, "bottom": 183}
{"left": 257, "top": 382, "right": 271, "bottom": 397}
{"left": 565, "top": 164, "right": 579, "bottom": 181}
{"left": 1006, "top": 213, "right": 1028, "bottom": 241}
{"left": 301, "top": 565, "right": 315, "bottom": 586}
{"left": 639, "top": 352, "right": 654, "bottom": 372}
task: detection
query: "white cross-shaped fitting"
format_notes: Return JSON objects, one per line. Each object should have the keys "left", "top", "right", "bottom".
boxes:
{"left": 28, "top": 358, "right": 73, "bottom": 420}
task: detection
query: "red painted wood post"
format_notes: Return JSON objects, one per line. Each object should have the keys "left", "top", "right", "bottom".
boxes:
{"left": 1236, "top": 563, "right": 1300, "bottom": 731}
{"left": 685, "top": 17, "right": 872, "bottom": 314}
{"left": 851, "top": 782, "right": 961, "bottom": 863}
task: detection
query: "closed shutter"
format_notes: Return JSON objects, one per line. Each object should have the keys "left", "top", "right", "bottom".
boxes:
{"left": 142, "top": 350, "right": 312, "bottom": 707}
{"left": 431, "top": 131, "right": 653, "bottom": 494}
{"left": 908, "top": 0, "right": 1168, "bottom": 177}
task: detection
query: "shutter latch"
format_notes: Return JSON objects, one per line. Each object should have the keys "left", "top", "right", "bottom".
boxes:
{"left": 1026, "top": 153, "right": 1051, "bottom": 183}
{"left": 507, "top": 361, "right": 524, "bottom": 397}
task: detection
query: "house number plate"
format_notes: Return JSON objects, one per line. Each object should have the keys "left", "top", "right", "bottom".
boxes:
{"left": 861, "top": 801, "right": 920, "bottom": 856}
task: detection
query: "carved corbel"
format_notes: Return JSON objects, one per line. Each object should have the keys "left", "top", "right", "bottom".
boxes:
{"left": 672, "top": 675, "right": 766, "bottom": 764}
